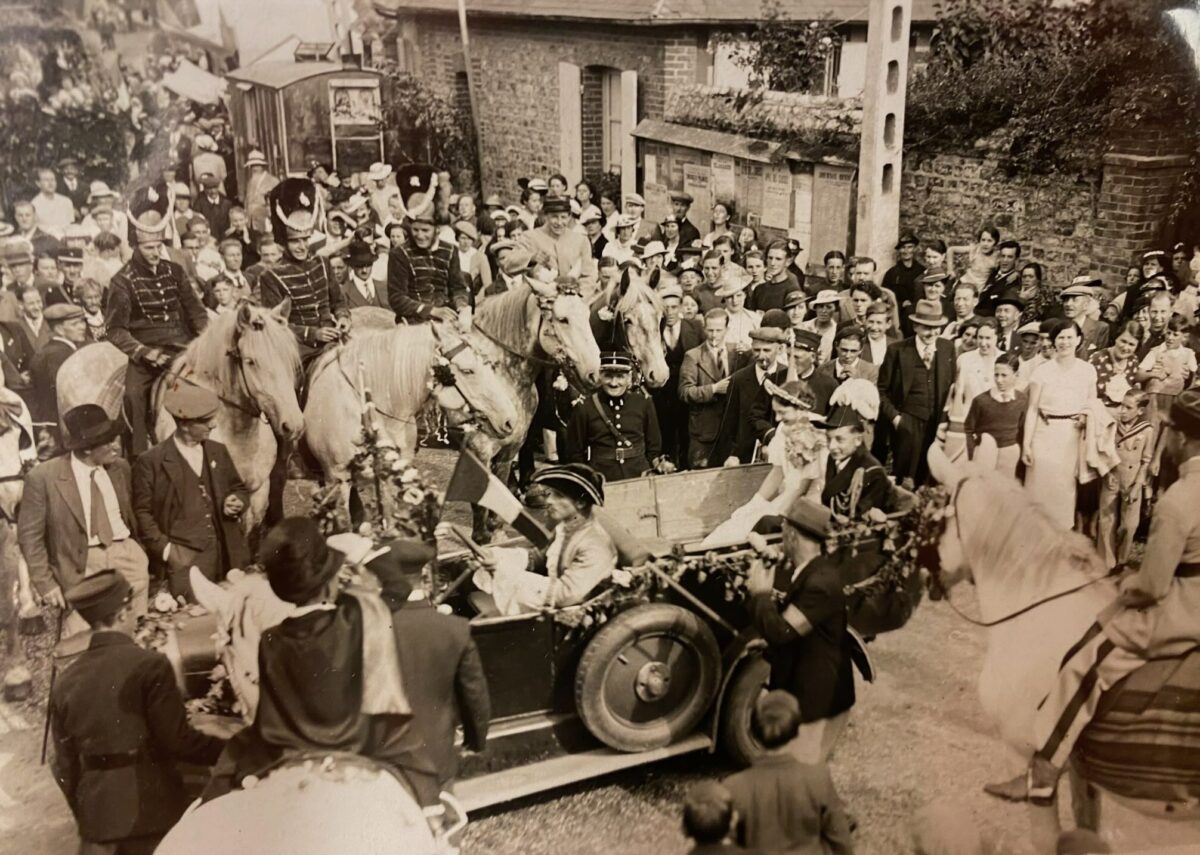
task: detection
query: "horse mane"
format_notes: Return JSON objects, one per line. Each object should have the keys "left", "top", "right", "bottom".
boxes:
{"left": 179, "top": 307, "right": 300, "bottom": 390}
{"left": 956, "top": 472, "right": 1108, "bottom": 614}
{"left": 474, "top": 279, "right": 535, "bottom": 347}
{"left": 603, "top": 273, "right": 662, "bottom": 317}
{"left": 341, "top": 324, "right": 438, "bottom": 415}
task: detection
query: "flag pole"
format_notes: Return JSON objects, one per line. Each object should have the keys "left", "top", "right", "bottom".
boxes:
{"left": 456, "top": 0, "right": 486, "bottom": 194}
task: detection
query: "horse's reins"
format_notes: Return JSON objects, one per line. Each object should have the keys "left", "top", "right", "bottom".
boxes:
{"left": 925, "top": 477, "right": 1110, "bottom": 628}
{"left": 472, "top": 289, "right": 568, "bottom": 370}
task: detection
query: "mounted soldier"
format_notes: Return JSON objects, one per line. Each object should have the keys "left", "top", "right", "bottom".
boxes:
{"left": 386, "top": 164, "right": 471, "bottom": 329}
{"left": 257, "top": 177, "right": 350, "bottom": 369}
{"left": 105, "top": 183, "right": 208, "bottom": 455}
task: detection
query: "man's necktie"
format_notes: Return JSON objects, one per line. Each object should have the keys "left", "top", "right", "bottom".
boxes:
{"left": 921, "top": 346, "right": 932, "bottom": 369}
{"left": 90, "top": 470, "right": 114, "bottom": 546}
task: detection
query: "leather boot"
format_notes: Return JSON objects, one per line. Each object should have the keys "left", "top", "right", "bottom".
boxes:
{"left": 983, "top": 756, "right": 1058, "bottom": 806}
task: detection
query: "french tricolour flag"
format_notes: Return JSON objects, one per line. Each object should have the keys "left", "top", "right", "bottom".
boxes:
{"left": 444, "top": 450, "right": 552, "bottom": 548}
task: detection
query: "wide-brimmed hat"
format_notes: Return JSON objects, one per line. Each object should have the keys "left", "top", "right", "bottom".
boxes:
{"left": 87, "top": 181, "right": 116, "bottom": 203}
{"left": 454, "top": 220, "right": 479, "bottom": 242}
{"left": 749, "top": 326, "right": 787, "bottom": 344}
{"left": 530, "top": 463, "right": 605, "bottom": 507}
{"left": 920, "top": 267, "right": 950, "bottom": 284}
{"left": 367, "top": 162, "right": 393, "bottom": 182}
{"left": 164, "top": 383, "right": 219, "bottom": 421}
{"left": 763, "top": 378, "right": 823, "bottom": 421}
{"left": 811, "top": 289, "right": 840, "bottom": 306}
{"left": 260, "top": 518, "right": 344, "bottom": 605}
{"left": 641, "top": 240, "right": 667, "bottom": 259}
{"left": 267, "top": 178, "right": 318, "bottom": 243}
{"left": 615, "top": 213, "right": 638, "bottom": 230}
{"left": 783, "top": 290, "right": 809, "bottom": 310}
{"left": 524, "top": 177, "right": 549, "bottom": 194}
{"left": 715, "top": 272, "right": 752, "bottom": 299}
{"left": 63, "top": 403, "right": 120, "bottom": 451}
{"left": 126, "top": 182, "right": 173, "bottom": 246}
{"left": 66, "top": 570, "right": 131, "bottom": 625}
{"left": 909, "top": 299, "right": 948, "bottom": 327}
{"left": 994, "top": 290, "right": 1024, "bottom": 310}
{"left": 244, "top": 149, "right": 268, "bottom": 168}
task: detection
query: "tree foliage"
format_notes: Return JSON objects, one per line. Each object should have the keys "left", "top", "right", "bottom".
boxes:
{"left": 378, "top": 64, "right": 478, "bottom": 187}
{"left": 905, "top": 0, "right": 1200, "bottom": 180}
{"left": 720, "top": 1, "right": 842, "bottom": 95}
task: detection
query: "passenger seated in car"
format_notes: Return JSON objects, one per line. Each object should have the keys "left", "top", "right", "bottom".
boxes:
{"left": 471, "top": 464, "right": 617, "bottom": 616}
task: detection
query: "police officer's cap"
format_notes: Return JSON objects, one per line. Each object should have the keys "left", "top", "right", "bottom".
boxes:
{"left": 599, "top": 351, "right": 635, "bottom": 373}
{"left": 66, "top": 570, "right": 132, "bottom": 625}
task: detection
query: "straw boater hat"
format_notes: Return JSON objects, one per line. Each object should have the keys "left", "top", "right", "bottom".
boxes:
{"left": 367, "top": 162, "right": 393, "bottom": 183}
{"left": 126, "top": 182, "right": 173, "bottom": 246}
{"left": 395, "top": 163, "right": 439, "bottom": 224}
{"left": 267, "top": 178, "right": 319, "bottom": 244}
{"left": 244, "top": 149, "right": 268, "bottom": 168}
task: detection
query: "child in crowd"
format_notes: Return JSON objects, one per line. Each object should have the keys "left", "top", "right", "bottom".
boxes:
{"left": 948, "top": 224, "right": 1000, "bottom": 289}
{"left": 1097, "top": 390, "right": 1153, "bottom": 568}
{"left": 723, "top": 691, "right": 855, "bottom": 855}
{"left": 963, "top": 356, "right": 1027, "bottom": 477}
{"left": 681, "top": 781, "right": 758, "bottom": 854}
{"left": 1138, "top": 313, "right": 1197, "bottom": 436}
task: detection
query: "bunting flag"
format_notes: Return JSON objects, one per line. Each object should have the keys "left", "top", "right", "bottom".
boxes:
{"left": 444, "top": 450, "right": 551, "bottom": 548}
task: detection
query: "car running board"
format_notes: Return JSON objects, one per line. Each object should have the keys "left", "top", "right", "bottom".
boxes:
{"left": 452, "top": 732, "right": 712, "bottom": 813}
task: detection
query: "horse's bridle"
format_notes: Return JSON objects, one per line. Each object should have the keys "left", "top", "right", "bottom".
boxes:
{"left": 921, "top": 476, "right": 1108, "bottom": 628}
{"left": 430, "top": 338, "right": 495, "bottom": 423}
{"left": 473, "top": 284, "right": 579, "bottom": 373}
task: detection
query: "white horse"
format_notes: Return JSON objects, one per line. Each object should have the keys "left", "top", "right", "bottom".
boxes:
{"left": 925, "top": 444, "right": 1200, "bottom": 852}
{"left": 59, "top": 301, "right": 304, "bottom": 535}
{"left": 303, "top": 319, "right": 518, "bottom": 521}
{"left": 0, "top": 387, "right": 36, "bottom": 680}
{"left": 588, "top": 269, "right": 669, "bottom": 388}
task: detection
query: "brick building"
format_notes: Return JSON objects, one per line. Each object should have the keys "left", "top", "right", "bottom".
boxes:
{"left": 372, "top": 0, "right": 935, "bottom": 198}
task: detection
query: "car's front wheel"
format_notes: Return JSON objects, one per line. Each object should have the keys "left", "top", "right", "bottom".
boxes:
{"left": 718, "top": 653, "right": 770, "bottom": 767}
{"left": 574, "top": 603, "right": 720, "bottom": 752}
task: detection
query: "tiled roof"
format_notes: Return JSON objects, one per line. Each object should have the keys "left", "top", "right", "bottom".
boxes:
{"left": 373, "top": 0, "right": 939, "bottom": 24}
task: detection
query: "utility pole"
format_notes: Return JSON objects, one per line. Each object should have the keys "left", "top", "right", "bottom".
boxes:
{"left": 855, "top": 0, "right": 912, "bottom": 269}
{"left": 457, "top": 0, "right": 486, "bottom": 194}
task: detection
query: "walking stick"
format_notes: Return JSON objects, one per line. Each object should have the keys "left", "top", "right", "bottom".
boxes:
{"left": 40, "top": 607, "right": 64, "bottom": 765}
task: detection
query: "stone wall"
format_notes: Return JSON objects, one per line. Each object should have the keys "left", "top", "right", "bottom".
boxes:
{"left": 899, "top": 152, "right": 1103, "bottom": 286}
{"left": 401, "top": 15, "right": 704, "bottom": 194}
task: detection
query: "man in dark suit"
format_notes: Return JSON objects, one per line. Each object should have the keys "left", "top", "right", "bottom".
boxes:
{"left": 18, "top": 404, "right": 150, "bottom": 630}
{"left": 0, "top": 318, "right": 33, "bottom": 391}
{"left": 993, "top": 290, "right": 1024, "bottom": 354}
{"left": 882, "top": 230, "right": 925, "bottom": 336}
{"left": 342, "top": 238, "right": 390, "bottom": 310}
{"left": 49, "top": 570, "right": 225, "bottom": 854}
{"left": 975, "top": 239, "right": 1022, "bottom": 317}
{"left": 877, "top": 299, "right": 957, "bottom": 488}
{"left": 712, "top": 326, "right": 788, "bottom": 465}
{"left": 347, "top": 536, "right": 490, "bottom": 807}
{"left": 191, "top": 173, "right": 234, "bottom": 239}
{"left": 814, "top": 327, "right": 880, "bottom": 388}
{"left": 653, "top": 191, "right": 701, "bottom": 248}
{"left": 29, "top": 302, "right": 88, "bottom": 428}
{"left": 132, "top": 385, "right": 250, "bottom": 602}
{"left": 653, "top": 282, "right": 705, "bottom": 467}
{"left": 57, "top": 157, "right": 91, "bottom": 212}
{"left": 679, "top": 308, "right": 734, "bottom": 468}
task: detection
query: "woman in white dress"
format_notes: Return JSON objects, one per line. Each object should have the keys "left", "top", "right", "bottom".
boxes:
{"left": 472, "top": 464, "right": 617, "bottom": 616}
{"left": 700, "top": 379, "right": 826, "bottom": 548}
{"left": 1022, "top": 318, "right": 1098, "bottom": 530}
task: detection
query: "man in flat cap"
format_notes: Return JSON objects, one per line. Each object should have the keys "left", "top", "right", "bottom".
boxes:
{"left": 49, "top": 570, "right": 225, "bottom": 854}
{"left": 1058, "top": 276, "right": 1109, "bottom": 357}
{"left": 653, "top": 191, "right": 701, "bottom": 249}
{"left": 29, "top": 301, "right": 89, "bottom": 431}
{"left": 132, "top": 384, "right": 250, "bottom": 602}
{"left": 515, "top": 196, "right": 597, "bottom": 294}
{"left": 712, "top": 325, "right": 788, "bottom": 466}
{"left": 564, "top": 351, "right": 671, "bottom": 482}
{"left": 106, "top": 182, "right": 208, "bottom": 455}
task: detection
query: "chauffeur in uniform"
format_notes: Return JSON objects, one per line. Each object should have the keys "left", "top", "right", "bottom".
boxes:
{"left": 105, "top": 182, "right": 208, "bottom": 454}
{"left": 132, "top": 384, "right": 250, "bottom": 602}
{"left": 564, "top": 352, "right": 673, "bottom": 482}
{"left": 49, "top": 570, "right": 225, "bottom": 854}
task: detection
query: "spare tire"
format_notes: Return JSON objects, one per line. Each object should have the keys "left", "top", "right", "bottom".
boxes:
{"left": 574, "top": 603, "right": 720, "bottom": 753}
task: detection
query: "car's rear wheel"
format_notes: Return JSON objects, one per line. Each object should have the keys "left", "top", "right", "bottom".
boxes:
{"left": 574, "top": 603, "right": 720, "bottom": 752}
{"left": 718, "top": 654, "right": 770, "bottom": 767}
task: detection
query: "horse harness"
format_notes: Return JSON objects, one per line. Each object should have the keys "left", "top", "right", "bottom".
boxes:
{"left": 473, "top": 284, "right": 578, "bottom": 371}
{"left": 920, "top": 476, "right": 1110, "bottom": 628}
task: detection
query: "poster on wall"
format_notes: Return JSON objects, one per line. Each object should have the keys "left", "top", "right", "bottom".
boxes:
{"left": 645, "top": 154, "right": 658, "bottom": 186}
{"left": 761, "top": 164, "right": 792, "bottom": 229}
{"left": 790, "top": 173, "right": 814, "bottom": 271}
{"left": 710, "top": 154, "right": 736, "bottom": 203}
{"left": 644, "top": 181, "right": 672, "bottom": 226}
{"left": 811, "top": 165, "right": 855, "bottom": 275}
{"left": 683, "top": 164, "right": 712, "bottom": 235}
{"left": 330, "top": 79, "right": 382, "bottom": 125}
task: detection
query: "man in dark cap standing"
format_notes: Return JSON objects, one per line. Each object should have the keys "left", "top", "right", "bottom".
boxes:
{"left": 883, "top": 230, "right": 925, "bottom": 334}
{"left": 653, "top": 191, "right": 701, "bottom": 248}
{"left": 387, "top": 164, "right": 470, "bottom": 327}
{"left": 105, "top": 182, "right": 208, "bottom": 454}
{"left": 565, "top": 351, "right": 671, "bottom": 481}
{"left": 29, "top": 301, "right": 88, "bottom": 430}
{"left": 132, "top": 384, "right": 249, "bottom": 602}
{"left": 49, "top": 570, "right": 225, "bottom": 854}
{"left": 713, "top": 325, "right": 788, "bottom": 466}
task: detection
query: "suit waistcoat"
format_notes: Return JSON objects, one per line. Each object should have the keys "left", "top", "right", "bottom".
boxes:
{"left": 905, "top": 354, "right": 936, "bottom": 420}
{"left": 172, "top": 454, "right": 218, "bottom": 549}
